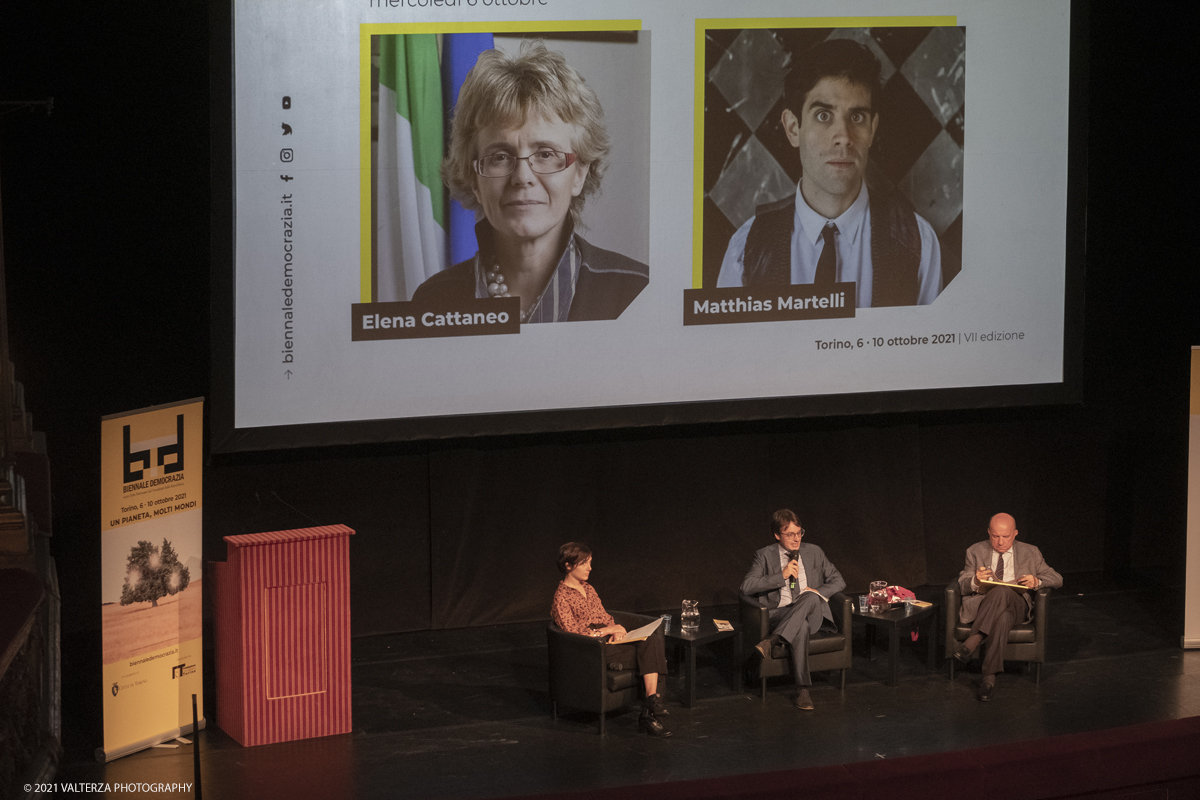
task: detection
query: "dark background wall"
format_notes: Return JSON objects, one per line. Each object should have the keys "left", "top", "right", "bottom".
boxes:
{"left": 1, "top": 3, "right": 1196, "bottom": 651}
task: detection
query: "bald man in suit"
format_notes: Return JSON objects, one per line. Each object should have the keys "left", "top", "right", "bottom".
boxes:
{"left": 955, "top": 513, "right": 1062, "bottom": 700}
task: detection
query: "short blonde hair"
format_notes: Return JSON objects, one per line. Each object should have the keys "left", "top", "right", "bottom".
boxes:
{"left": 442, "top": 41, "right": 610, "bottom": 229}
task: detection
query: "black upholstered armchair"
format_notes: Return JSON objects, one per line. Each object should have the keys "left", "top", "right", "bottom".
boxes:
{"left": 547, "top": 610, "right": 654, "bottom": 735}
{"left": 738, "top": 592, "right": 852, "bottom": 700}
{"left": 945, "top": 584, "right": 1052, "bottom": 682}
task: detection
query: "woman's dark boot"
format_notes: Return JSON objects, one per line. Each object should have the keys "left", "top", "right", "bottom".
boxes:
{"left": 638, "top": 709, "right": 672, "bottom": 737}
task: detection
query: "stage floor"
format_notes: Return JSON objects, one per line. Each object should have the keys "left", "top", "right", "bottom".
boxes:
{"left": 57, "top": 572, "right": 1200, "bottom": 799}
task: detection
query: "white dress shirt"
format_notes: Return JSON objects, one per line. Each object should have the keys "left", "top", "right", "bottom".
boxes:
{"left": 716, "top": 181, "right": 943, "bottom": 307}
{"left": 974, "top": 545, "right": 1040, "bottom": 589}
{"left": 777, "top": 544, "right": 808, "bottom": 607}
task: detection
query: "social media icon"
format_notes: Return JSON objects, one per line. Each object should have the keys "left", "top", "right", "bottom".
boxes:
{"left": 281, "top": 123, "right": 292, "bottom": 135}
{"left": 282, "top": 96, "right": 291, "bottom": 109}
{"left": 280, "top": 148, "right": 293, "bottom": 162}
{"left": 280, "top": 175, "right": 293, "bottom": 181}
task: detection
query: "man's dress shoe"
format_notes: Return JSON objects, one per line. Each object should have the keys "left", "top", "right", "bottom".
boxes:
{"left": 755, "top": 635, "right": 779, "bottom": 659}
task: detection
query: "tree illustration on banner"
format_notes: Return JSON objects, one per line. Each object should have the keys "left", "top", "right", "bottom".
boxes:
{"left": 120, "top": 539, "right": 191, "bottom": 607}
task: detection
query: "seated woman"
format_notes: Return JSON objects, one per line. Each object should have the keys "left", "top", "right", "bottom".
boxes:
{"left": 551, "top": 542, "right": 671, "bottom": 736}
{"left": 412, "top": 42, "right": 648, "bottom": 322}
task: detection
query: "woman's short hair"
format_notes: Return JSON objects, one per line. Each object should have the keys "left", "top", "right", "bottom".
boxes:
{"left": 557, "top": 541, "right": 593, "bottom": 574}
{"left": 442, "top": 41, "right": 611, "bottom": 229}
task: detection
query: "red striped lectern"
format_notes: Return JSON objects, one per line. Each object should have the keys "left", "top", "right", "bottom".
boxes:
{"left": 211, "top": 524, "right": 355, "bottom": 746}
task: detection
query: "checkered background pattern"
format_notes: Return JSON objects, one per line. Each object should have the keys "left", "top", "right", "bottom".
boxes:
{"left": 702, "top": 26, "right": 965, "bottom": 289}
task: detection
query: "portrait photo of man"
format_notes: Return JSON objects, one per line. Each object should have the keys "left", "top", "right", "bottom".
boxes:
{"left": 700, "top": 26, "right": 964, "bottom": 307}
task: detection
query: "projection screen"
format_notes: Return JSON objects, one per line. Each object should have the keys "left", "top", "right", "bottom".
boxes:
{"left": 211, "top": 0, "right": 1085, "bottom": 452}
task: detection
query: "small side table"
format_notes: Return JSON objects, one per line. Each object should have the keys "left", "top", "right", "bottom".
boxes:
{"left": 663, "top": 616, "right": 743, "bottom": 707}
{"left": 852, "top": 600, "right": 940, "bottom": 687}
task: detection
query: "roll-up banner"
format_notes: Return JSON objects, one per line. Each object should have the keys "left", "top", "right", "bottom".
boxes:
{"left": 1186, "top": 349, "right": 1200, "bottom": 649}
{"left": 98, "top": 398, "right": 205, "bottom": 761}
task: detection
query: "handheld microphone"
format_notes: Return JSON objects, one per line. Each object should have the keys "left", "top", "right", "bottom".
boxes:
{"left": 787, "top": 550, "right": 799, "bottom": 590}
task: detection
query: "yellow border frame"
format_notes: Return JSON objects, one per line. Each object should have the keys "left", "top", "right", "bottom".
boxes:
{"left": 692, "top": 16, "right": 956, "bottom": 289}
{"left": 359, "top": 20, "right": 642, "bottom": 303}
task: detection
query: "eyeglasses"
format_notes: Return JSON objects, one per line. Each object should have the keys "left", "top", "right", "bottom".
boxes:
{"left": 474, "top": 150, "right": 577, "bottom": 178}
{"left": 780, "top": 528, "right": 806, "bottom": 539}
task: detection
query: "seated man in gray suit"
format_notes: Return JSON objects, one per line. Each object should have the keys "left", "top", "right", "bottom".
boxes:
{"left": 955, "top": 512, "right": 1062, "bottom": 701}
{"left": 740, "top": 509, "right": 845, "bottom": 710}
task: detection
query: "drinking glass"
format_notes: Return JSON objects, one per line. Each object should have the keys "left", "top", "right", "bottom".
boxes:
{"left": 681, "top": 600, "right": 700, "bottom": 631}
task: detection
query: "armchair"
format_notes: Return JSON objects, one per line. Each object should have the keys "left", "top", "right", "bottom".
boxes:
{"left": 547, "top": 610, "right": 654, "bottom": 735}
{"left": 945, "top": 584, "right": 1052, "bottom": 682}
{"left": 738, "top": 592, "right": 852, "bottom": 700}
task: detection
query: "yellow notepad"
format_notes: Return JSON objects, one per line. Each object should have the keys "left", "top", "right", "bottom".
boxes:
{"left": 980, "top": 579, "right": 1029, "bottom": 594}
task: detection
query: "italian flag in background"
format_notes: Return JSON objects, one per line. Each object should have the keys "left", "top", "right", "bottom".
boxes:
{"left": 376, "top": 34, "right": 446, "bottom": 302}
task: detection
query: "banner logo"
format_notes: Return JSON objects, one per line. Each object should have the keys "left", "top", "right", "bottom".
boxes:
{"left": 124, "top": 414, "right": 184, "bottom": 483}
{"left": 171, "top": 663, "right": 196, "bottom": 680}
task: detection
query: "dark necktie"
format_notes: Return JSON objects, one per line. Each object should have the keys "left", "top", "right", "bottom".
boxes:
{"left": 995, "top": 553, "right": 1005, "bottom": 582}
{"left": 814, "top": 223, "right": 838, "bottom": 285}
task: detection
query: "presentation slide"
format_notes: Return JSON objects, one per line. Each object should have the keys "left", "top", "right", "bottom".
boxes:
{"left": 228, "top": 0, "right": 1075, "bottom": 442}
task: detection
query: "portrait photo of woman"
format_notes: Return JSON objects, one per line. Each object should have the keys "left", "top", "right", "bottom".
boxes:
{"left": 413, "top": 41, "right": 648, "bottom": 322}
{"left": 371, "top": 32, "right": 650, "bottom": 323}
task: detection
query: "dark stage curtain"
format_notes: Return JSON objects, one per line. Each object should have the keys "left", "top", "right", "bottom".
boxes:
{"left": 205, "top": 453, "right": 432, "bottom": 635}
{"left": 764, "top": 424, "right": 927, "bottom": 596}
{"left": 203, "top": 414, "right": 1113, "bottom": 634}
{"left": 919, "top": 416, "right": 1107, "bottom": 584}
{"left": 429, "top": 425, "right": 930, "bottom": 629}
{"left": 428, "top": 435, "right": 767, "bottom": 629}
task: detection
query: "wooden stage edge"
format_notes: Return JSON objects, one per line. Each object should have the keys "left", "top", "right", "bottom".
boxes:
{"left": 503, "top": 715, "right": 1200, "bottom": 800}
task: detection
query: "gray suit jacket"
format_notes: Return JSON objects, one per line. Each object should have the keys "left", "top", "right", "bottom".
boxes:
{"left": 956, "top": 540, "right": 1062, "bottom": 624}
{"left": 740, "top": 542, "right": 846, "bottom": 628}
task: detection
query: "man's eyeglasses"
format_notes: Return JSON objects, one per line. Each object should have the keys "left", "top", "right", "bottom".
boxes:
{"left": 780, "top": 528, "right": 806, "bottom": 538}
{"left": 474, "top": 150, "right": 577, "bottom": 178}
